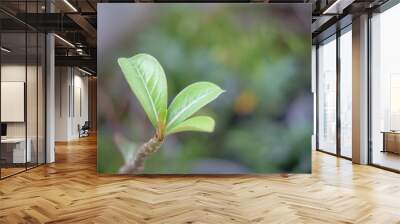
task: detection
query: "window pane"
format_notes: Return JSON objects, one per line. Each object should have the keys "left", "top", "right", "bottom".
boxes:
{"left": 1, "top": 30, "right": 27, "bottom": 177}
{"left": 318, "top": 37, "right": 337, "bottom": 154}
{"left": 340, "top": 29, "right": 352, "bottom": 158}
{"left": 371, "top": 4, "right": 400, "bottom": 171}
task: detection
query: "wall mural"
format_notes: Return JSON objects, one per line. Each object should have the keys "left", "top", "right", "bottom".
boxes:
{"left": 98, "top": 3, "right": 312, "bottom": 174}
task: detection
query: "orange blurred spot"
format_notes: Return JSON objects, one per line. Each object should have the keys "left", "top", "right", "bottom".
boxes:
{"left": 234, "top": 90, "right": 257, "bottom": 115}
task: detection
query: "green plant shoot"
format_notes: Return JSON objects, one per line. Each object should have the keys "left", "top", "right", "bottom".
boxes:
{"left": 117, "top": 53, "right": 224, "bottom": 173}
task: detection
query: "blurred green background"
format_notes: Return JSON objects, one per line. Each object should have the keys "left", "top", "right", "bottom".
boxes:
{"left": 98, "top": 4, "right": 312, "bottom": 174}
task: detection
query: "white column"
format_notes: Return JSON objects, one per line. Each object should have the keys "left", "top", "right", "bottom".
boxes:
{"left": 46, "top": 32, "right": 55, "bottom": 163}
{"left": 352, "top": 14, "right": 369, "bottom": 164}
{"left": 55, "top": 67, "right": 73, "bottom": 141}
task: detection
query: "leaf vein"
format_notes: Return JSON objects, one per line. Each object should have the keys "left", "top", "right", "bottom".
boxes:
{"left": 167, "top": 89, "right": 214, "bottom": 129}
{"left": 132, "top": 62, "right": 159, "bottom": 123}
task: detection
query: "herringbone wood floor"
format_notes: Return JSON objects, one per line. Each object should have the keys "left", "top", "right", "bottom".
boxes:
{"left": 1, "top": 135, "right": 400, "bottom": 224}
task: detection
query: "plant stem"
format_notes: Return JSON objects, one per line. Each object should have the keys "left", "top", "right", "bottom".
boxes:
{"left": 118, "top": 136, "right": 163, "bottom": 174}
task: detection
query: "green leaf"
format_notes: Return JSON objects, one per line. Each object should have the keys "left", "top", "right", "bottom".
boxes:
{"left": 167, "top": 116, "right": 215, "bottom": 135}
{"left": 118, "top": 53, "right": 168, "bottom": 128}
{"left": 166, "top": 82, "right": 224, "bottom": 132}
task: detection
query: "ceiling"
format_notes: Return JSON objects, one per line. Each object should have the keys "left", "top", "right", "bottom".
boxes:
{"left": 0, "top": 0, "right": 392, "bottom": 74}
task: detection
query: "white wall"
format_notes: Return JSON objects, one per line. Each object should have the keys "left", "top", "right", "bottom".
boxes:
{"left": 72, "top": 73, "right": 89, "bottom": 138}
{"left": 1, "top": 65, "right": 36, "bottom": 138}
{"left": 1, "top": 65, "right": 27, "bottom": 141}
{"left": 55, "top": 67, "right": 69, "bottom": 141}
{"left": 55, "top": 67, "right": 89, "bottom": 141}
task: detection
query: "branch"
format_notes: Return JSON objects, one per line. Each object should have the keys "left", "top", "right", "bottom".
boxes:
{"left": 118, "top": 136, "right": 163, "bottom": 174}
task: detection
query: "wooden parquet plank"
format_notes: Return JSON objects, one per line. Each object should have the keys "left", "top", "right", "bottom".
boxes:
{"left": 0, "top": 135, "right": 400, "bottom": 223}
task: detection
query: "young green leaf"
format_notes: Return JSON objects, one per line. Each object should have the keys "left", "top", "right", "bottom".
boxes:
{"left": 118, "top": 54, "right": 168, "bottom": 128}
{"left": 166, "top": 116, "right": 215, "bottom": 135}
{"left": 166, "top": 82, "right": 224, "bottom": 132}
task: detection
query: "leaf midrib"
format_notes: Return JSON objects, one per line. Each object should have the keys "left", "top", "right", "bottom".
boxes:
{"left": 167, "top": 90, "right": 213, "bottom": 130}
{"left": 133, "top": 63, "right": 159, "bottom": 124}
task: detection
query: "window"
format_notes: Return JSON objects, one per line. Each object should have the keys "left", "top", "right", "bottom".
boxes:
{"left": 317, "top": 36, "right": 337, "bottom": 154}
{"left": 339, "top": 28, "right": 352, "bottom": 158}
{"left": 370, "top": 3, "right": 400, "bottom": 171}
{"left": 0, "top": 2, "right": 46, "bottom": 179}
